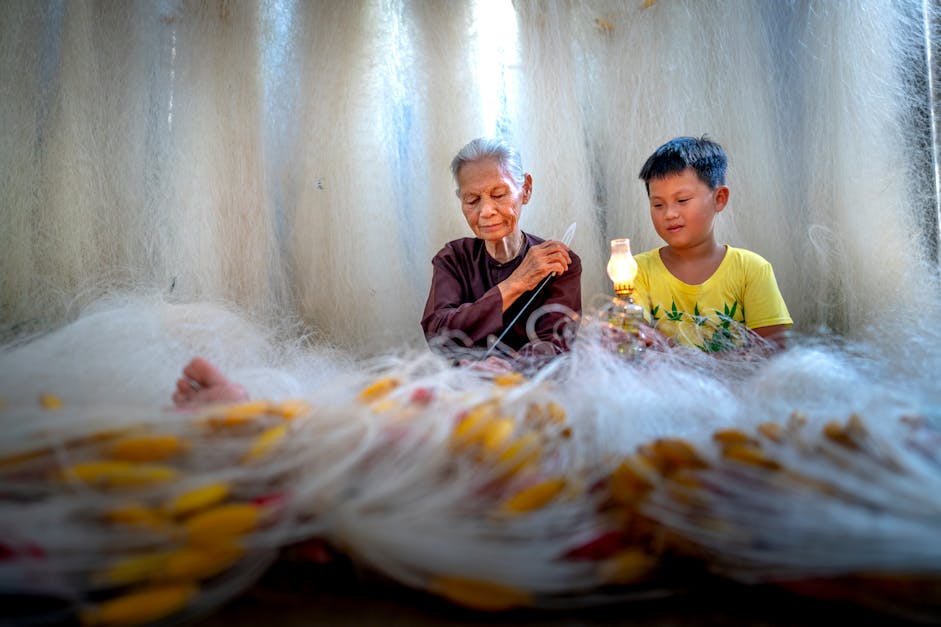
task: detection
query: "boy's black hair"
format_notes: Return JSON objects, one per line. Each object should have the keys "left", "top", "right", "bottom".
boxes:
{"left": 638, "top": 136, "right": 727, "bottom": 193}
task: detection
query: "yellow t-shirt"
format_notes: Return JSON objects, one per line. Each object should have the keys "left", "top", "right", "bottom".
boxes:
{"left": 633, "top": 246, "right": 792, "bottom": 352}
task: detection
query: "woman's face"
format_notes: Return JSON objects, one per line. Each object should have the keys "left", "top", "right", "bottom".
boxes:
{"left": 456, "top": 158, "right": 531, "bottom": 243}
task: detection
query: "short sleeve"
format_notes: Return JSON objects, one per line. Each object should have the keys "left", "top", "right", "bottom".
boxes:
{"left": 742, "top": 258, "right": 792, "bottom": 329}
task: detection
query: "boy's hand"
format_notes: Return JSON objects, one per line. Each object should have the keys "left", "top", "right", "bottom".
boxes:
{"left": 637, "top": 324, "right": 672, "bottom": 349}
{"left": 752, "top": 324, "right": 789, "bottom": 350}
{"left": 601, "top": 321, "right": 671, "bottom": 353}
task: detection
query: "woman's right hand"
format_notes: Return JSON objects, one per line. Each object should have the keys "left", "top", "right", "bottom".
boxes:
{"left": 497, "top": 240, "right": 572, "bottom": 312}
{"left": 509, "top": 240, "right": 572, "bottom": 292}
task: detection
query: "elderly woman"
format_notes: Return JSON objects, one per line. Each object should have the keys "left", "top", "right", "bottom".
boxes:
{"left": 421, "top": 138, "right": 582, "bottom": 359}
{"left": 173, "top": 139, "right": 580, "bottom": 407}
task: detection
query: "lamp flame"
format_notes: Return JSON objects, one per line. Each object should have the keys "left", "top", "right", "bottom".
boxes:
{"left": 606, "top": 238, "right": 638, "bottom": 297}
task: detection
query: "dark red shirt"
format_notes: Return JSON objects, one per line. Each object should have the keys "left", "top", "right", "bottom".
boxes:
{"left": 421, "top": 232, "right": 582, "bottom": 354}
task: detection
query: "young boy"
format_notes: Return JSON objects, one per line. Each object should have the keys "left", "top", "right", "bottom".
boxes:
{"left": 633, "top": 136, "right": 792, "bottom": 352}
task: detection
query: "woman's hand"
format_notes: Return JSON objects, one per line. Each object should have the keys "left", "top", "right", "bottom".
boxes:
{"left": 497, "top": 241, "right": 572, "bottom": 311}
{"left": 457, "top": 355, "right": 516, "bottom": 373}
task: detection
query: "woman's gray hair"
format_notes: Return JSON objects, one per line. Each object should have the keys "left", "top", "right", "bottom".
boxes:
{"left": 450, "top": 137, "right": 525, "bottom": 195}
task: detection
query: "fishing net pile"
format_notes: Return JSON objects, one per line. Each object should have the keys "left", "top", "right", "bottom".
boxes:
{"left": 1, "top": 297, "right": 939, "bottom": 626}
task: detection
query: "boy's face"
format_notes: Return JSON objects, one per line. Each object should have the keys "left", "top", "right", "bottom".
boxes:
{"left": 648, "top": 168, "right": 728, "bottom": 252}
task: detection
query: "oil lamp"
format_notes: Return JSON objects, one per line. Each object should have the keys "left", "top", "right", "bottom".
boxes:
{"left": 606, "top": 238, "right": 645, "bottom": 356}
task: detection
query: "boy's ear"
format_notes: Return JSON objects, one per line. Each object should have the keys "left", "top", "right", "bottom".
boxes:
{"left": 714, "top": 186, "right": 730, "bottom": 212}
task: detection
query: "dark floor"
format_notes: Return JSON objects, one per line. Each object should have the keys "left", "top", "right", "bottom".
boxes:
{"left": 3, "top": 555, "right": 934, "bottom": 627}
{"left": 193, "top": 558, "right": 934, "bottom": 627}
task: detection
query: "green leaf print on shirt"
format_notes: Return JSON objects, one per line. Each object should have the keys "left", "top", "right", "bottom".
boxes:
{"left": 717, "top": 302, "right": 738, "bottom": 329}
{"left": 666, "top": 302, "right": 683, "bottom": 322}
{"left": 700, "top": 324, "right": 737, "bottom": 353}
{"left": 660, "top": 300, "right": 743, "bottom": 353}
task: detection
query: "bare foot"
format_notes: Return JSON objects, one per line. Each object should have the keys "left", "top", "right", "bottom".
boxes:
{"left": 172, "top": 357, "right": 249, "bottom": 408}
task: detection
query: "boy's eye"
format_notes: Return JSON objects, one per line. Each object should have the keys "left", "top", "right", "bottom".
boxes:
{"left": 678, "top": 198, "right": 690, "bottom": 203}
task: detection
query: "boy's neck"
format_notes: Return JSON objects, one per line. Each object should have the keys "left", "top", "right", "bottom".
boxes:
{"left": 660, "top": 242, "right": 727, "bottom": 285}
